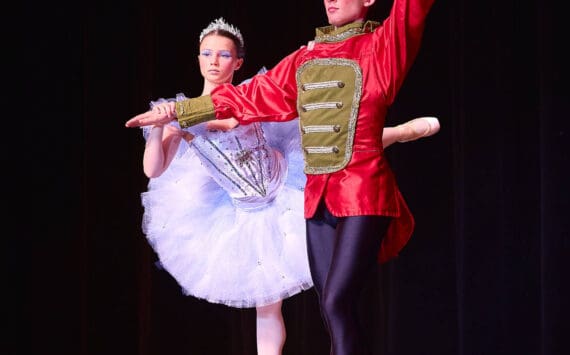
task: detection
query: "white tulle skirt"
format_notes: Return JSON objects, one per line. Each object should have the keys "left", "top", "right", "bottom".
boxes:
{"left": 140, "top": 121, "right": 312, "bottom": 308}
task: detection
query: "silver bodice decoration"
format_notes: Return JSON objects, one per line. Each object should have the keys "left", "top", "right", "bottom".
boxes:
{"left": 191, "top": 122, "right": 287, "bottom": 211}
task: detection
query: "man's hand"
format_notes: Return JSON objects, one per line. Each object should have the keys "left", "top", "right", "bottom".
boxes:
{"left": 206, "top": 118, "right": 239, "bottom": 132}
{"left": 125, "top": 102, "right": 177, "bottom": 127}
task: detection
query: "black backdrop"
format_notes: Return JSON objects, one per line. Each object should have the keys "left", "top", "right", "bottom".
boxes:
{"left": 14, "top": 0, "right": 567, "bottom": 354}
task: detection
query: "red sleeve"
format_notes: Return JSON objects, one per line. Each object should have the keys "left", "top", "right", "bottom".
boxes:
{"left": 210, "top": 50, "right": 303, "bottom": 124}
{"left": 376, "top": 0, "right": 435, "bottom": 104}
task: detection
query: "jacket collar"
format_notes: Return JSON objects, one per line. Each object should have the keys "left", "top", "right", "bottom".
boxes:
{"left": 314, "top": 20, "right": 380, "bottom": 43}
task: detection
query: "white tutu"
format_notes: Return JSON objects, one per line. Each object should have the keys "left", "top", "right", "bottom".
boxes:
{"left": 140, "top": 119, "right": 312, "bottom": 308}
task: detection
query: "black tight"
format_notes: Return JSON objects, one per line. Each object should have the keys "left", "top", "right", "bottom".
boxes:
{"left": 306, "top": 201, "right": 390, "bottom": 355}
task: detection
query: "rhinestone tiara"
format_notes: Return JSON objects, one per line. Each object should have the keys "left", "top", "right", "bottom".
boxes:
{"left": 199, "top": 17, "right": 244, "bottom": 48}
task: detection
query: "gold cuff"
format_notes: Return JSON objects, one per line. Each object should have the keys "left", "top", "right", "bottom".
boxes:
{"left": 176, "top": 95, "right": 216, "bottom": 128}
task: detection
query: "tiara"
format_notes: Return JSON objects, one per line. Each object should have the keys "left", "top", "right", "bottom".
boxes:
{"left": 199, "top": 17, "right": 244, "bottom": 48}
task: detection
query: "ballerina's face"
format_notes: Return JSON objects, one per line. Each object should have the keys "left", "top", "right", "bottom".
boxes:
{"left": 198, "top": 34, "right": 244, "bottom": 86}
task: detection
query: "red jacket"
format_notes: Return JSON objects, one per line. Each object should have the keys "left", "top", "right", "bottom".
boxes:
{"left": 178, "top": 0, "right": 435, "bottom": 262}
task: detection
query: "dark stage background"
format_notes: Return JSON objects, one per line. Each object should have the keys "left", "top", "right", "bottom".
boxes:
{"left": 14, "top": 0, "right": 567, "bottom": 354}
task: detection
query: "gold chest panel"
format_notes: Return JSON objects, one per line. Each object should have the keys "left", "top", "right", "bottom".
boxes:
{"left": 296, "top": 58, "right": 363, "bottom": 174}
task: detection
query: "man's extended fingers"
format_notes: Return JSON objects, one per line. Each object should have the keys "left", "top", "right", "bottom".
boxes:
{"left": 125, "top": 111, "right": 153, "bottom": 127}
{"left": 125, "top": 108, "right": 176, "bottom": 127}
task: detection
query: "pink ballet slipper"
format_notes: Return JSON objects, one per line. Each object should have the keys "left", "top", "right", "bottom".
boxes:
{"left": 396, "top": 116, "right": 440, "bottom": 142}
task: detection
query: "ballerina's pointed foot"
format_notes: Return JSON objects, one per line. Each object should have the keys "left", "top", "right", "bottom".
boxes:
{"left": 397, "top": 116, "right": 440, "bottom": 143}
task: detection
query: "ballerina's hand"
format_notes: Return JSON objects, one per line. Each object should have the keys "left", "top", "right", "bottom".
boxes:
{"left": 206, "top": 118, "right": 239, "bottom": 132}
{"left": 125, "top": 102, "right": 177, "bottom": 127}
{"left": 163, "top": 124, "right": 194, "bottom": 142}
{"left": 181, "top": 131, "right": 195, "bottom": 142}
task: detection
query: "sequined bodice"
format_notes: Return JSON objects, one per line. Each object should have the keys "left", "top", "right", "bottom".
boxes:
{"left": 191, "top": 122, "right": 286, "bottom": 210}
